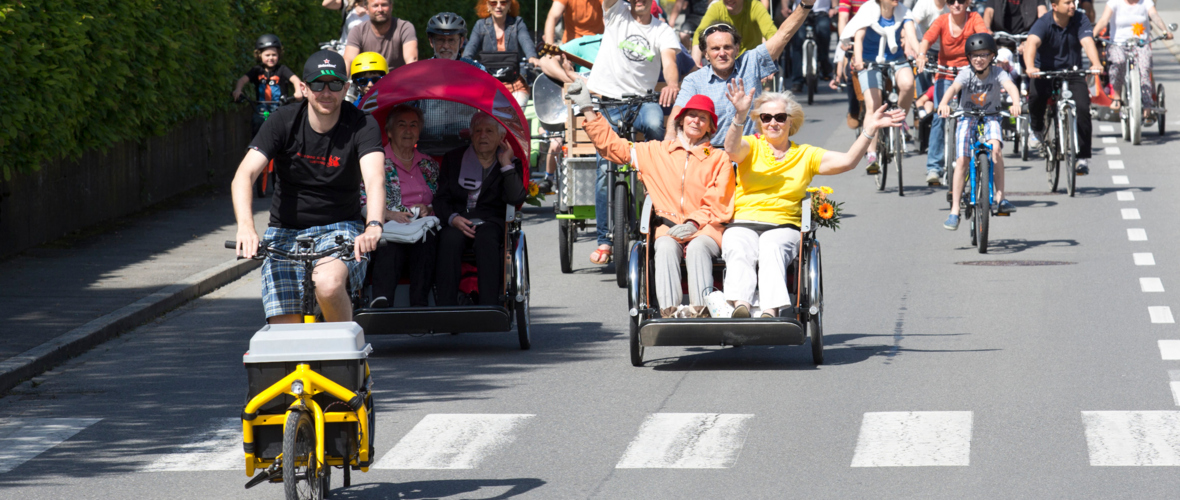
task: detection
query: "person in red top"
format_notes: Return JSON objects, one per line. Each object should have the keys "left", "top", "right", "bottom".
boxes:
{"left": 543, "top": 0, "right": 605, "bottom": 44}
{"left": 915, "top": 0, "right": 988, "bottom": 185}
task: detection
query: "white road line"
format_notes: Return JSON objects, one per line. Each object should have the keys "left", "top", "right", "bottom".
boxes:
{"left": 1150, "top": 307, "right": 1175, "bottom": 324}
{"left": 1170, "top": 372, "right": 1180, "bottom": 406}
{"left": 1103, "top": 137, "right": 1117, "bottom": 144}
{"left": 1122, "top": 208, "right": 1141, "bottom": 220}
{"left": 1141, "top": 278, "right": 1165, "bottom": 293}
{"left": 1128, "top": 228, "right": 1148, "bottom": 241}
{"left": 1109, "top": 160, "right": 1125, "bottom": 170}
{"left": 850, "top": 412, "right": 972, "bottom": 467}
{"left": 1100, "top": 125, "right": 1116, "bottom": 133}
{"left": 373, "top": 414, "right": 534, "bottom": 469}
{"left": 1082, "top": 411, "right": 1180, "bottom": 466}
{"left": 0, "top": 418, "right": 102, "bottom": 474}
{"left": 1161, "top": 340, "right": 1180, "bottom": 359}
{"left": 1135, "top": 253, "right": 1156, "bottom": 266}
{"left": 1117, "top": 190, "right": 1135, "bottom": 200}
{"left": 142, "top": 418, "right": 241, "bottom": 472}
{"left": 1112, "top": 176, "right": 1130, "bottom": 185}
{"left": 616, "top": 413, "right": 755, "bottom": 469}
{"left": 1106, "top": 147, "right": 1123, "bottom": 155}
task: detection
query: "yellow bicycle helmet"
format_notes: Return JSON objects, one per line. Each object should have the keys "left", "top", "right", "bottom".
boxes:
{"left": 351, "top": 52, "right": 388, "bottom": 76}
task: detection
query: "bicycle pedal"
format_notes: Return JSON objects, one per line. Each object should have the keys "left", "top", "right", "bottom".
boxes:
{"left": 994, "top": 211, "right": 1011, "bottom": 217}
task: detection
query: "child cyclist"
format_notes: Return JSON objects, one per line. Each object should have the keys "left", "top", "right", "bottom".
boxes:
{"left": 231, "top": 34, "right": 304, "bottom": 135}
{"left": 938, "top": 33, "right": 1021, "bottom": 231}
{"left": 350, "top": 51, "right": 388, "bottom": 108}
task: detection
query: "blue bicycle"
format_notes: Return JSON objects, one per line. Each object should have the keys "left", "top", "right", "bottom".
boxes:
{"left": 951, "top": 108, "right": 1010, "bottom": 254}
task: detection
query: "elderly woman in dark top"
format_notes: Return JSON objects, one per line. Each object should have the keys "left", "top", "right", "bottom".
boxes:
{"left": 464, "top": 0, "right": 541, "bottom": 107}
{"left": 361, "top": 104, "right": 440, "bottom": 308}
{"left": 434, "top": 111, "right": 527, "bottom": 306}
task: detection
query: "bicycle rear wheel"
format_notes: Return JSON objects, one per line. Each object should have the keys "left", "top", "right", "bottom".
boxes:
{"left": 1158, "top": 84, "right": 1167, "bottom": 135}
{"left": 893, "top": 127, "right": 905, "bottom": 197}
{"left": 1045, "top": 119, "right": 1060, "bottom": 192}
{"left": 1019, "top": 116, "right": 1030, "bottom": 161}
{"left": 874, "top": 136, "right": 889, "bottom": 191}
{"left": 1130, "top": 66, "right": 1143, "bottom": 145}
{"left": 1063, "top": 111, "right": 1077, "bottom": 197}
{"left": 975, "top": 152, "right": 991, "bottom": 254}
{"left": 613, "top": 181, "right": 631, "bottom": 288}
{"left": 805, "top": 42, "right": 817, "bottom": 105}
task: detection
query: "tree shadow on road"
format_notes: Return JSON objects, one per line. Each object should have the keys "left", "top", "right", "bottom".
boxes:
{"left": 332, "top": 478, "right": 546, "bottom": 500}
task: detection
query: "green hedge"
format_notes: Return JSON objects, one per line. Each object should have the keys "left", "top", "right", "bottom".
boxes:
{"left": 0, "top": 0, "right": 336, "bottom": 180}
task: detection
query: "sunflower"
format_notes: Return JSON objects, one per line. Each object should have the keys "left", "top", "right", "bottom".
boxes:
{"left": 818, "top": 202, "right": 834, "bottom": 219}
{"left": 528, "top": 181, "right": 540, "bottom": 197}
{"left": 821, "top": 186, "right": 834, "bottom": 194}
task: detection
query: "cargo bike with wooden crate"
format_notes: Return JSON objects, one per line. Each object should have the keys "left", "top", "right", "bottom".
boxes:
{"left": 348, "top": 59, "right": 534, "bottom": 349}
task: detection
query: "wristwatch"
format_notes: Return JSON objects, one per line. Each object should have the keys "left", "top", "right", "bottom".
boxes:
{"left": 366, "top": 220, "right": 383, "bottom": 229}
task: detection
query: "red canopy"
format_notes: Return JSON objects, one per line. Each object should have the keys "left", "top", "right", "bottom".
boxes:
{"left": 359, "top": 59, "right": 531, "bottom": 173}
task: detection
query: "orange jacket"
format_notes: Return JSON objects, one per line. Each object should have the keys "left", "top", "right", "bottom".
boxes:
{"left": 584, "top": 116, "right": 735, "bottom": 247}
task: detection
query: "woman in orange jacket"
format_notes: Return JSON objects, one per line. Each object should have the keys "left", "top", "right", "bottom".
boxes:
{"left": 569, "top": 84, "right": 735, "bottom": 318}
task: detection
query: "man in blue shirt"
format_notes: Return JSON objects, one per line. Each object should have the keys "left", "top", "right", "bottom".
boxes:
{"left": 1024, "top": 0, "right": 1102, "bottom": 175}
{"left": 670, "top": 0, "right": 817, "bottom": 148}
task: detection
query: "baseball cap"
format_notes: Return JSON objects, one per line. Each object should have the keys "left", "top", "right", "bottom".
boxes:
{"left": 303, "top": 50, "right": 347, "bottom": 82}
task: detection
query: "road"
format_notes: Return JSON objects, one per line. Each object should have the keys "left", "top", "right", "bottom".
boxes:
{"left": 4, "top": 25, "right": 1180, "bottom": 500}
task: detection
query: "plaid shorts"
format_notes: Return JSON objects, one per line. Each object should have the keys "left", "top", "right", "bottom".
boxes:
{"left": 956, "top": 115, "right": 1002, "bottom": 158}
{"left": 261, "top": 221, "right": 367, "bottom": 319}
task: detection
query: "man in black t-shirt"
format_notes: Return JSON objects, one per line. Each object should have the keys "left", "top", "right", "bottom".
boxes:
{"left": 231, "top": 51, "right": 386, "bottom": 324}
{"left": 984, "top": 0, "right": 1047, "bottom": 37}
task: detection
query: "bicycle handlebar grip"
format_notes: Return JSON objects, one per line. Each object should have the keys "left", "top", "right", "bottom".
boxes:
{"left": 225, "top": 240, "right": 237, "bottom": 249}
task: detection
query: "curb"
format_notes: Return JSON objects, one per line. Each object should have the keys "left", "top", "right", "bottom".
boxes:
{"left": 0, "top": 258, "right": 261, "bottom": 394}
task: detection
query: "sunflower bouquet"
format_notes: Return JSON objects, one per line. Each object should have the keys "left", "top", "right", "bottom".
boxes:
{"left": 807, "top": 186, "right": 843, "bottom": 231}
{"left": 524, "top": 180, "right": 546, "bottom": 207}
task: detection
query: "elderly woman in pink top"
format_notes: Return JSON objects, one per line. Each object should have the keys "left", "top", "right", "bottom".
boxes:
{"left": 361, "top": 104, "right": 441, "bottom": 307}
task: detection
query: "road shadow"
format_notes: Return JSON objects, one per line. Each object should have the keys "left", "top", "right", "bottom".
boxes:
{"left": 332, "top": 478, "right": 546, "bottom": 500}
{"left": 1074, "top": 185, "right": 1156, "bottom": 198}
{"left": 821, "top": 332, "right": 1000, "bottom": 366}
{"left": 956, "top": 238, "right": 1078, "bottom": 254}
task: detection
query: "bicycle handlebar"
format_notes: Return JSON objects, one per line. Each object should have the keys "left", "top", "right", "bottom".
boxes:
{"left": 993, "top": 31, "right": 1030, "bottom": 42}
{"left": 949, "top": 109, "right": 1012, "bottom": 119}
{"left": 598, "top": 92, "right": 661, "bottom": 107}
{"left": 1031, "top": 68, "right": 1100, "bottom": 78}
{"left": 225, "top": 239, "right": 359, "bottom": 261}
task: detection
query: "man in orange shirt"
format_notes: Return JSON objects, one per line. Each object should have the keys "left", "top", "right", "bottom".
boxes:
{"left": 916, "top": 0, "right": 988, "bottom": 186}
{"left": 544, "top": 0, "right": 606, "bottom": 44}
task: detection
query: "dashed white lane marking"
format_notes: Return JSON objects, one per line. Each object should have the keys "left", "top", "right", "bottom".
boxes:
{"left": 1122, "top": 208, "right": 1141, "bottom": 220}
{"left": 616, "top": 413, "right": 754, "bottom": 469}
{"left": 142, "top": 418, "right": 241, "bottom": 472}
{"left": 1135, "top": 253, "right": 1156, "bottom": 266}
{"left": 0, "top": 418, "right": 102, "bottom": 474}
{"left": 374, "top": 414, "right": 535, "bottom": 469}
{"left": 1170, "top": 372, "right": 1180, "bottom": 406}
{"left": 1161, "top": 340, "right": 1180, "bottom": 359}
{"left": 1100, "top": 125, "right": 1116, "bottom": 133}
{"left": 1109, "top": 160, "right": 1125, "bottom": 170}
{"left": 1128, "top": 228, "right": 1148, "bottom": 241}
{"left": 1141, "top": 278, "right": 1165, "bottom": 293}
{"left": 1113, "top": 175, "right": 1130, "bottom": 185}
{"left": 1117, "top": 190, "right": 1135, "bottom": 200}
{"left": 850, "top": 412, "right": 973, "bottom": 467}
{"left": 1103, "top": 137, "right": 1118, "bottom": 144}
{"left": 1082, "top": 411, "right": 1180, "bottom": 466}
{"left": 1106, "top": 147, "right": 1123, "bottom": 155}
{"left": 1150, "top": 307, "right": 1175, "bottom": 324}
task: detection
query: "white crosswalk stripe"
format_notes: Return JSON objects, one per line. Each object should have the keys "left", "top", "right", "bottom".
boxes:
{"left": 1082, "top": 411, "right": 1180, "bottom": 466}
{"left": 1160, "top": 340, "right": 1180, "bottom": 360}
{"left": 1150, "top": 307, "right": 1175, "bottom": 324}
{"left": 1110, "top": 160, "right": 1126, "bottom": 170}
{"left": 373, "top": 414, "right": 534, "bottom": 469}
{"left": 0, "top": 418, "right": 101, "bottom": 474}
{"left": 141, "top": 418, "right": 241, "bottom": 472}
{"left": 1170, "top": 372, "right": 1180, "bottom": 407}
{"left": 851, "top": 412, "right": 973, "bottom": 467}
{"left": 1134, "top": 253, "right": 1155, "bottom": 266}
{"left": 616, "top": 413, "right": 754, "bottom": 469}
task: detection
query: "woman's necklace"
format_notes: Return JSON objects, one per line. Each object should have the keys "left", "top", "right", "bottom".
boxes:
{"left": 768, "top": 139, "right": 790, "bottom": 161}
{"left": 392, "top": 148, "right": 414, "bottom": 166}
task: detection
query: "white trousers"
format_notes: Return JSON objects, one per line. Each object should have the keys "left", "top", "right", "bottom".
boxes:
{"left": 721, "top": 226, "right": 801, "bottom": 309}
{"left": 654, "top": 235, "right": 720, "bottom": 307}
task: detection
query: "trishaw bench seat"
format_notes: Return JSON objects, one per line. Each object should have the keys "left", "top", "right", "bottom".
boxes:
{"left": 639, "top": 317, "right": 806, "bottom": 347}
{"left": 354, "top": 305, "right": 512, "bottom": 335}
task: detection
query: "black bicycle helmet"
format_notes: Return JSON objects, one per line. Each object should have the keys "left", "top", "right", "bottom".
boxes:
{"left": 965, "top": 33, "right": 998, "bottom": 56}
{"left": 427, "top": 12, "right": 467, "bottom": 36}
{"left": 256, "top": 34, "right": 282, "bottom": 51}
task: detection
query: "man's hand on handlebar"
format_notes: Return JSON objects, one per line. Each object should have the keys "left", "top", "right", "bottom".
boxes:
{"left": 1089, "top": 64, "right": 1103, "bottom": 77}
{"left": 355, "top": 225, "right": 382, "bottom": 260}
{"left": 1028, "top": 67, "right": 1041, "bottom": 79}
{"left": 232, "top": 89, "right": 243, "bottom": 102}
{"left": 236, "top": 228, "right": 260, "bottom": 259}
{"left": 659, "top": 83, "right": 679, "bottom": 108}
{"left": 915, "top": 53, "right": 927, "bottom": 72}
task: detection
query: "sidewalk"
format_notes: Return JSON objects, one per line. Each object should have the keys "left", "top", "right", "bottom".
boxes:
{"left": 0, "top": 186, "right": 268, "bottom": 392}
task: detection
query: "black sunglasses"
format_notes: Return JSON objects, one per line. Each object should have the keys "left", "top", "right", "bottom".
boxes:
{"left": 760, "top": 113, "right": 789, "bottom": 124}
{"left": 308, "top": 80, "right": 345, "bottom": 92}
{"left": 353, "top": 76, "right": 382, "bottom": 86}
{"left": 947, "top": 0, "right": 968, "bottom": 4}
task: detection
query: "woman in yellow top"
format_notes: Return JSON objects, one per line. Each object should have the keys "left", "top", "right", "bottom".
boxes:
{"left": 721, "top": 79, "right": 904, "bottom": 318}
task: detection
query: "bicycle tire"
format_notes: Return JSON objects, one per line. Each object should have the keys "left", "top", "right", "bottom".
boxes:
{"left": 1020, "top": 117, "right": 1030, "bottom": 161}
{"left": 1063, "top": 110, "right": 1077, "bottom": 197}
{"left": 875, "top": 135, "right": 889, "bottom": 191}
{"left": 1045, "top": 117, "right": 1060, "bottom": 192}
{"left": 515, "top": 234, "right": 531, "bottom": 350}
{"left": 1121, "top": 82, "right": 1132, "bottom": 141}
{"left": 283, "top": 410, "right": 320, "bottom": 500}
{"left": 1130, "top": 65, "right": 1143, "bottom": 145}
{"left": 805, "top": 43, "right": 817, "bottom": 105}
{"left": 1158, "top": 84, "right": 1167, "bottom": 135}
{"left": 613, "top": 181, "right": 631, "bottom": 288}
{"left": 807, "top": 240, "right": 824, "bottom": 365}
{"left": 893, "top": 127, "right": 905, "bottom": 197}
{"left": 628, "top": 242, "right": 646, "bottom": 367}
{"left": 558, "top": 219, "right": 573, "bottom": 274}
{"left": 975, "top": 151, "right": 991, "bottom": 254}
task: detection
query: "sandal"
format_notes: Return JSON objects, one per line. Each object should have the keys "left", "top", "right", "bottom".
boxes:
{"left": 590, "top": 246, "right": 612, "bottom": 265}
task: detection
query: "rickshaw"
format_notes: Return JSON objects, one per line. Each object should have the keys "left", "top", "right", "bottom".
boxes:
{"left": 350, "top": 59, "right": 534, "bottom": 350}
{"left": 625, "top": 193, "right": 825, "bottom": 367}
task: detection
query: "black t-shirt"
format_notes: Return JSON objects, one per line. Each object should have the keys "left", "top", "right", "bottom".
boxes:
{"left": 245, "top": 65, "right": 296, "bottom": 103}
{"left": 248, "top": 102, "right": 383, "bottom": 229}
{"left": 987, "top": 0, "right": 1042, "bottom": 35}
{"left": 1029, "top": 11, "right": 1093, "bottom": 71}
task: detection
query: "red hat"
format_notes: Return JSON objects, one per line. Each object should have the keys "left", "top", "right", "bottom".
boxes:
{"left": 675, "top": 94, "right": 718, "bottom": 130}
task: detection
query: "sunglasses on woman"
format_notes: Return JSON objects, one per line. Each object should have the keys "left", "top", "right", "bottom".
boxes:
{"left": 353, "top": 76, "right": 382, "bottom": 86}
{"left": 488, "top": 0, "right": 510, "bottom": 6}
{"left": 308, "top": 80, "right": 345, "bottom": 92}
{"left": 760, "top": 113, "right": 789, "bottom": 124}
{"left": 947, "top": 0, "right": 968, "bottom": 4}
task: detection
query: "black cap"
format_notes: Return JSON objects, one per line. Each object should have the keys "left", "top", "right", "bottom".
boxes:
{"left": 303, "top": 50, "right": 347, "bottom": 82}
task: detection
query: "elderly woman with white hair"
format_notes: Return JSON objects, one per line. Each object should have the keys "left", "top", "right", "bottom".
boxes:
{"left": 433, "top": 111, "right": 527, "bottom": 306}
{"left": 722, "top": 81, "right": 905, "bottom": 318}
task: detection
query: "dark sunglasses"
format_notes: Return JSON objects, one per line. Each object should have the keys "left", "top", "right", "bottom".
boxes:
{"left": 760, "top": 113, "right": 789, "bottom": 124}
{"left": 308, "top": 80, "right": 345, "bottom": 92}
{"left": 947, "top": 0, "right": 968, "bottom": 4}
{"left": 353, "top": 76, "right": 382, "bottom": 86}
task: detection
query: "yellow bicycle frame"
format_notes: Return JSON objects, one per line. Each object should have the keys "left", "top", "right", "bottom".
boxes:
{"left": 241, "top": 363, "right": 371, "bottom": 477}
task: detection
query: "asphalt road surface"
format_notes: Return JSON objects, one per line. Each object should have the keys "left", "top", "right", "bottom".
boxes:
{"left": 5, "top": 32, "right": 1180, "bottom": 500}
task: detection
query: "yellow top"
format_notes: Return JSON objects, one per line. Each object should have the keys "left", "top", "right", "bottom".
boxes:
{"left": 693, "top": 0, "right": 778, "bottom": 56}
{"left": 734, "top": 136, "right": 826, "bottom": 226}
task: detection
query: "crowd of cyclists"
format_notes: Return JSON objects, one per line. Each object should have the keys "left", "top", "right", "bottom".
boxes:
{"left": 230, "top": 0, "right": 1174, "bottom": 322}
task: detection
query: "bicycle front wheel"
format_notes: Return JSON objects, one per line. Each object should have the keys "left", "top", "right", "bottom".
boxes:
{"left": 875, "top": 135, "right": 889, "bottom": 191}
{"left": 1062, "top": 110, "right": 1077, "bottom": 197}
{"left": 893, "top": 127, "right": 905, "bottom": 197}
{"left": 975, "top": 151, "right": 991, "bottom": 254}
{"left": 613, "top": 182, "right": 632, "bottom": 288}
{"left": 1045, "top": 118, "right": 1060, "bottom": 192}
{"left": 1129, "top": 65, "right": 1143, "bottom": 145}
{"left": 283, "top": 410, "right": 321, "bottom": 500}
